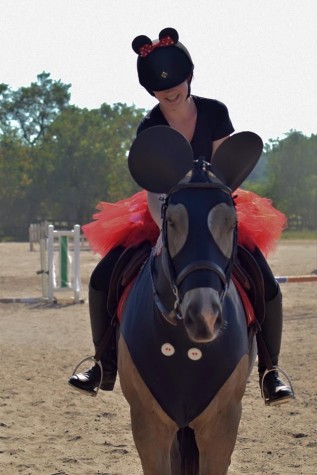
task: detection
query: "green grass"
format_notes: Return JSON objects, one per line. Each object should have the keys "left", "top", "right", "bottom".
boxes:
{"left": 281, "top": 230, "right": 317, "bottom": 240}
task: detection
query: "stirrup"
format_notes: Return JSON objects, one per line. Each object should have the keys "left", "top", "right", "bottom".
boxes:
{"left": 260, "top": 365, "right": 295, "bottom": 406}
{"left": 69, "top": 355, "right": 104, "bottom": 397}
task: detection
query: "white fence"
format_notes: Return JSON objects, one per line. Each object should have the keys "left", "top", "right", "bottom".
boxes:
{"left": 38, "top": 224, "right": 82, "bottom": 303}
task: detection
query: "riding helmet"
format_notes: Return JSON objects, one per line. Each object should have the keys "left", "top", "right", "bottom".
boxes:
{"left": 132, "top": 27, "right": 194, "bottom": 95}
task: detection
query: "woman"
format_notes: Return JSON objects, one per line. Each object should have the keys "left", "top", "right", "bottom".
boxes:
{"left": 68, "top": 27, "right": 293, "bottom": 405}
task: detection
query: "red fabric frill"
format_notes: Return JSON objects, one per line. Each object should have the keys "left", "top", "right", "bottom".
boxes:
{"left": 82, "top": 191, "right": 159, "bottom": 257}
{"left": 82, "top": 189, "right": 287, "bottom": 258}
{"left": 234, "top": 189, "right": 287, "bottom": 257}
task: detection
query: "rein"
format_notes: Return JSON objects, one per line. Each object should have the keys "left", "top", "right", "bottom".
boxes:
{"left": 150, "top": 250, "right": 182, "bottom": 324}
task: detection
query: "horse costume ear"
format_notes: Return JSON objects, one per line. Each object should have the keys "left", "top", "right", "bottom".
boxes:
{"left": 128, "top": 126, "right": 193, "bottom": 193}
{"left": 132, "top": 35, "right": 152, "bottom": 54}
{"left": 211, "top": 132, "right": 263, "bottom": 191}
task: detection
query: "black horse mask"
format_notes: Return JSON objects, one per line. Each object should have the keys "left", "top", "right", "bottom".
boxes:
{"left": 161, "top": 163, "right": 236, "bottom": 298}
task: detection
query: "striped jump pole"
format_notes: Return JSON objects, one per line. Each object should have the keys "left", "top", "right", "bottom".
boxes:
{"left": 47, "top": 224, "right": 82, "bottom": 303}
{"left": 276, "top": 275, "right": 317, "bottom": 283}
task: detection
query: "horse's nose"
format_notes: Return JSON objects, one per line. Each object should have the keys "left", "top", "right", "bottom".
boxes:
{"left": 184, "top": 300, "right": 222, "bottom": 342}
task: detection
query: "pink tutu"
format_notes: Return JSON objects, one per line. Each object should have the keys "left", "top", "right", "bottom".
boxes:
{"left": 83, "top": 189, "right": 287, "bottom": 258}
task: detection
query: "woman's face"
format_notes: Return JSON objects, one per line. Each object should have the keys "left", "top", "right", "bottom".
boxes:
{"left": 153, "top": 80, "right": 189, "bottom": 110}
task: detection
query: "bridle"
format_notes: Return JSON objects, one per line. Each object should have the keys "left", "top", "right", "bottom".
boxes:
{"left": 151, "top": 168, "right": 237, "bottom": 324}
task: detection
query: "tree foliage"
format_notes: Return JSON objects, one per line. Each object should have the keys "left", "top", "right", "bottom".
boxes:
{"left": 40, "top": 104, "right": 143, "bottom": 225}
{"left": 0, "top": 72, "right": 71, "bottom": 146}
{"left": 0, "top": 74, "right": 145, "bottom": 239}
{"left": 245, "top": 131, "right": 317, "bottom": 230}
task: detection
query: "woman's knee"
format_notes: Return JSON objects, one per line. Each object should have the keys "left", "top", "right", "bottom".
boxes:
{"left": 90, "top": 246, "right": 125, "bottom": 291}
{"left": 250, "top": 247, "right": 278, "bottom": 301}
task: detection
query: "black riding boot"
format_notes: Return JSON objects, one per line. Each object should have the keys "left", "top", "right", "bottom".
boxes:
{"left": 258, "top": 285, "right": 294, "bottom": 405}
{"left": 68, "top": 284, "right": 117, "bottom": 395}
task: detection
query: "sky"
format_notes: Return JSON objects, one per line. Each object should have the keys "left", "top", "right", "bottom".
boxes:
{"left": 1, "top": 0, "right": 316, "bottom": 144}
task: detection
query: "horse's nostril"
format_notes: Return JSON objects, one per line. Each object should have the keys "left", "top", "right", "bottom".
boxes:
{"left": 185, "top": 307, "right": 198, "bottom": 327}
{"left": 185, "top": 301, "right": 202, "bottom": 323}
{"left": 211, "top": 302, "right": 220, "bottom": 315}
{"left": 215, "top": 313, "right": 222, "bottom": 330}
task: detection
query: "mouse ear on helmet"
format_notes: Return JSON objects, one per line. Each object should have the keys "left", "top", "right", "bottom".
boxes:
{"left": 132, "top": 35, "right": 152, "bottom": 54}
{"left": 158, "top": 27, "right": 179, "bottom": 43}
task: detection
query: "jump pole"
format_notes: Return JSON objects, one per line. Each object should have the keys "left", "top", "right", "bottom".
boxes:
{"left": 47, "top": 224, "right": 82, "bottom": 303}
{"left": 275, "top": 275, "right": 317, "bottom": 283}
{"left": 39, "top": 236, "right": 49, "bottom": 298}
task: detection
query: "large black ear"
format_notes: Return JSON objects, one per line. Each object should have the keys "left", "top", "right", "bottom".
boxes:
{"left": 132, "top": 35, "right": 152, "bottom": 54}
{"left": 159, "top": 27, "right": 179, "bottom": 42}
{"left": 211, "top": 132, "right": 263, "bottom": 190}
{"left": 128, "top": 126, "right": 193, "bottom": 193}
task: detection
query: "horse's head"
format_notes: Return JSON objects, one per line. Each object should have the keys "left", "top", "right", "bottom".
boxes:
{"left": 128, "top": 126, "right": 263, "bottom": 343}
{"left": 160, "top": 163, "right": 236, "bottom": 342}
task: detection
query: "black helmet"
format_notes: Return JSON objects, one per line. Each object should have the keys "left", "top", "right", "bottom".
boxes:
{"left": 132, "top": 27, "right": 194, "bottom": 96}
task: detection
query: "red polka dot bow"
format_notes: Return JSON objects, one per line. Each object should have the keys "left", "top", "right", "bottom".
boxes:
{"left": 139, "top": 36, "right": 175, "bottom": 58}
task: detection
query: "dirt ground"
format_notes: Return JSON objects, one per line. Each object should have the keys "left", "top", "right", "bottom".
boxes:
{"left": 0, "top": 240, "right": 316, "bottom": 475}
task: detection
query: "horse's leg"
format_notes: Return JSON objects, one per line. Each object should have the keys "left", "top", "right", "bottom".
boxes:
{"left": 118, "top": 336, "right": 179, "bottom": 475}
{"left": 195, "top": 401, "right": 242, "bottom": 475}
{"left": 170, "top": 435, "right": 182, "bottom": 475}
{"left": 190, "top": 355, "right": 249, "bottom": 475}
{"left": 130, "top": 405, "right": 177, "bottom": 475}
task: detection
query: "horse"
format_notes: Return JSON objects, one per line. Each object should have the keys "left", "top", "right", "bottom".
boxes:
{"left": 117, "top": 126, "right": 263, "bottom": 474}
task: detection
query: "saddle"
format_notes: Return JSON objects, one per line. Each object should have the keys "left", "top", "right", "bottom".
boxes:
{"left": 233, "top": 245, "right": 265, "bottom": 327}
{"left": 107, "top": 241, "right": 152, "bottom": 320}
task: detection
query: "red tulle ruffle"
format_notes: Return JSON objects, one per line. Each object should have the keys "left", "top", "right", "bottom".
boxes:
{"left": 234, "top": 189, "right": 287, "bottom": 257}
{"left": 83, "top": 189, "right": 287, "bottom": 258}
{"left": 82, "top": 191, "right": 159, "bottom": 257}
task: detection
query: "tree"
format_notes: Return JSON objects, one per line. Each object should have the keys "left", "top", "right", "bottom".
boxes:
{"left": 0, "top": 72, "right": 71, "bottom": 146}
{"left": 0, "top": 70, "right": 149, "bottom": 239}
{"left": 98, "top": 102, "right": 145, "bottom": 200}
{"left": 0, "top": 136, "right": 35, "bottom": 239}
{"left": 39, "top": 103, "right": 145, "bottom": 226}
{"left": 262, "top": 132, "right": 317, "bottom": 229}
